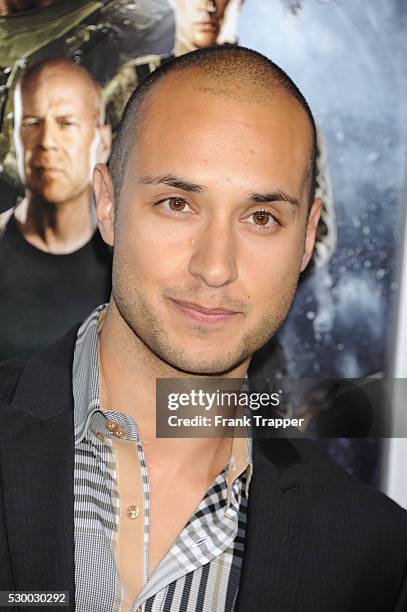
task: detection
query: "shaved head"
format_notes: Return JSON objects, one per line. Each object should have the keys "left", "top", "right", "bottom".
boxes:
{"left": 17, "top": 57, "right": 104, "bottom": 124}
{"left": 109, "top": 45, "right": 317, "bottom": 208}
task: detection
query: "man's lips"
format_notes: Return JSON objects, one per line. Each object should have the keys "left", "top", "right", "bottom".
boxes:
{"left": 194, "top": 20, "right": 218, "bottom": 31}
{"left": 34, "top": 166, "right": 62, "bottom": 172}
{"left": 168, "top": 298, "right": 242, "bottom": 324}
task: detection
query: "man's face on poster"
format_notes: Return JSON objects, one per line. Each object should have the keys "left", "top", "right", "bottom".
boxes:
{"left": 14, "top": 66, "right": 106, "bottom": 205}
{"left": 174, "top": 0, "right": 234, "bottom": 48}
{"left": 96, "top": 73, "right": 320, "bottom": 375}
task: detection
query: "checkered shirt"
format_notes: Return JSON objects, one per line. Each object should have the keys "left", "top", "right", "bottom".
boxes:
{"left": 73, "top": 305, "right": 252, "bottom": 611}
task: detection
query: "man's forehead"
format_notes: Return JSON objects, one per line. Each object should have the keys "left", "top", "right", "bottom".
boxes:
{"left": 128, "top": 77, "right": 313, "bottom": 204}
{"left": 20, "top": 73, "right": 98, "bottom": 117}
{"left": 145, "top": 68, "right": 309, "bottom": 118}
{"left": 23, "top": 71, "right": 90, "bottom": 97}
{"left": 141, "top": 75, "right": 311, "bottom": 148}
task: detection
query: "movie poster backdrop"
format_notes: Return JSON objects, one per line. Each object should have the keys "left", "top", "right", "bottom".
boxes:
{"left": 1, "top": 0, "right": 405, "bottom": 487}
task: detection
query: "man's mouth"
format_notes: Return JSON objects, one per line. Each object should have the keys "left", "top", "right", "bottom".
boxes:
{"left": 194, "top": 20, "right": 218, "bottom": 32}
{"left": 168, "top": 298, "right": 242, "bottom": 324}
{"left": 34, "top": 166, "right": 62, "bottom": 173}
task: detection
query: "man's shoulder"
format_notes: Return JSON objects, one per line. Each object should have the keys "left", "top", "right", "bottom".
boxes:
{"left": 255, "top": 437, "right": 407, "bottom": 529}
{"left": 290, "top": 438, "right": 407, "bottom": 531}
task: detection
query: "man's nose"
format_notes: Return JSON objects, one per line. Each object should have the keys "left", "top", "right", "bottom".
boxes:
{"left": 188, "top": 218, "right": 238, "bottom": 288}
{"left": 38, "top": 120, "right": 58, "bottom": 150}
{"left": 198, "top": 0, "right": 217, "bottom": 13}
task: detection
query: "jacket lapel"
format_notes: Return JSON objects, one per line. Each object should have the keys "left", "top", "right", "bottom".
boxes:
{"left": 236, "top": 438, "right": 311, "bottom": 612}
{"left": 1, "top": 327, "right": 79, "bottom": 610}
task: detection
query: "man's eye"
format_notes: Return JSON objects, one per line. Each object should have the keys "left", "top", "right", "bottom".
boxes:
{"left": 159, "top": 197, "right": 191, "bottom": 214}
{"left": 22, "top": 119, "right": 40, "bottom": 128}
{"left": 247, "top": 210, "right": 278, "bottom": 228}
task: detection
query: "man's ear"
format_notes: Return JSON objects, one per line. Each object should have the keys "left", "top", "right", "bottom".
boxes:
{"left": 93, "top": 163, "right": 115, "bottom": 247}
{"left": 96, "top": 124, "right": 112, "bottom": 164}
{"left": 301, "top": 197, "right": 322, "bottom": 272}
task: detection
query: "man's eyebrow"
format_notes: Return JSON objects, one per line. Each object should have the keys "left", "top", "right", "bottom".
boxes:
{"left": 22, "top": 113, "right": 77, "bottom": 120}
{"left": 249, "top": 190, "right": 300, "bottom": 208}
{"left": 138, "top": 174, "right": 206, "bottom": 193}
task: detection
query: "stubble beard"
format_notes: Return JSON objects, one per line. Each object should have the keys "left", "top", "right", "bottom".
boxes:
{"left": 112, "top": 263, "right": 297, "bottom": 377}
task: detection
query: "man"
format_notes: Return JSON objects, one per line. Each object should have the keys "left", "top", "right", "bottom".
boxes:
{"left": 0, "top": 57, "right": 112, "bottom": 359}
{"left": 0, "top": 0, "right": 173, "bottom": 210}
{"left": 0, "top": 46, "right": 406, "bottom": 611}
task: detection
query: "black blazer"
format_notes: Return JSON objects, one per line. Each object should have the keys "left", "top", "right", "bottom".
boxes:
{"left": 0, "top": 328, "right": 406, "bottom": 612}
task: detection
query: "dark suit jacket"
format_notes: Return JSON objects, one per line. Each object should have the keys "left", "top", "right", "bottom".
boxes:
{"left": 0, "top": 328, "right": 407, "bottom": 612}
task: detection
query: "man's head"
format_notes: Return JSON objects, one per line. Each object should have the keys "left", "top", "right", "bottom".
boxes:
{"left": 172, "top": 0, "right": 244, "bottom": 50}
{"left": 14, "top": 57, "right": 111, "bottom": 205}
{"left": 95, "top": 45, "right": 321, "bottom": 375}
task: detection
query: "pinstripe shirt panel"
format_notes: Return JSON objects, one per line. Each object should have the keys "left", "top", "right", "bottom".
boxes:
{"left": 73, "top": 305, "right": 252, "bottom": 612}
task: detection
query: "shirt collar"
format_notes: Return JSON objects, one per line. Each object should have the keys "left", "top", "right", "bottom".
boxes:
{"left": 73, "top": 303, "right": 107, "bottom": 446}
{"left": 226, "top": 433, "right": 253, "bottom": 502}
{"left": 72, "top": 303, "right": 253, "bottom": 494}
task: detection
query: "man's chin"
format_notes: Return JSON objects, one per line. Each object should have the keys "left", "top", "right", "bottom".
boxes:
{"left": 158, "top": 346, "right": 249, "bottom": 377}
{"left": 192, "top": 33, "right": 219, "bottom": 48}
{"left": 34, "top": 189, "right": 72, "bottom": 205}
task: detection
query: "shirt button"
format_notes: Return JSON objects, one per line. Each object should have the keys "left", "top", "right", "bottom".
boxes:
{"left": 126, "top": 505, "right": 140, "bottom": 519}
{"left": 95, "top": 431, "right": 105, "bottom": 442}
{"left": 114, "top": 427, "right": 125, "bottom": 438}
{"left": 105, "top": 419, "right": 118, "bottom": 432}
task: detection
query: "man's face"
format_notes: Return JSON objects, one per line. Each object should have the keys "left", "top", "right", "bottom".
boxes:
{"left": 174, "top": 0, "right": 233, "bottom": 48}
{"left": 98, "top": 77, "right": 320, "bottom": 375}
{"left": 14, "top": 68, "right": 104, "bottom": 205}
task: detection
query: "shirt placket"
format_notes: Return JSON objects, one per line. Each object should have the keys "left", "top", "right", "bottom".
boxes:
{"left": 98, "top": 413, "right": 150, "bottom": 612}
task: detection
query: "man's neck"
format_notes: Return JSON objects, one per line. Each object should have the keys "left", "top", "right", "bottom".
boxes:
{"left": 14, "top": 190, "right": 96, "bottom": 254}
{"left": 0, "top": 0, "right": 56, "bottom": 16}
{"left": 98, "top": 300, "right": 249, "bottom": 464}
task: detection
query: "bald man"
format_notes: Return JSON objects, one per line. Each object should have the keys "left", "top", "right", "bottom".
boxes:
{"left": 0, "top": 46, "right": 405, "bottom": 612}
{"left": 0, "top": 57, "right": 112, "bottom": 360}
